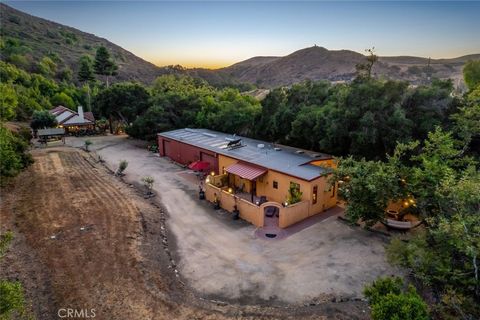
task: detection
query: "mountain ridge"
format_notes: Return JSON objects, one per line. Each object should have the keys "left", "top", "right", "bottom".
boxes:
{"left": 2, "top": 3, "right": 479, "bottom": 89}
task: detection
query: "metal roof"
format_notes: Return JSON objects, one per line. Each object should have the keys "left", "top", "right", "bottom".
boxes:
{"left": 38, "top": 128, "right": 65, "bottom": 136}
{"left": 158, "top": 128, "right": 333, "bottom": 181}
{"left": 226, "top": 162, "right": 267, "bottom": 181}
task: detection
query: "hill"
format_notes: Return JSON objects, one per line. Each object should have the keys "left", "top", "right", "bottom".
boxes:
{"left": 2, "top": 3, "right": 479, "bottom": 89}
{"left": 0, "top": 3, "right": 162, "bottom": 84}
{"left": 217, "top": 46, "right": 480, "bottom": 88}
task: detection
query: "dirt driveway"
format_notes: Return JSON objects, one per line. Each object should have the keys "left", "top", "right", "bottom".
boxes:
{"left": 67, "top": 135, "right": 395, "bottom": 305}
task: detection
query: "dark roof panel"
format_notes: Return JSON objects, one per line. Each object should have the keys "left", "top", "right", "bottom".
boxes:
{"left": 158, "top": 128, "right": 332, "bottom": 180}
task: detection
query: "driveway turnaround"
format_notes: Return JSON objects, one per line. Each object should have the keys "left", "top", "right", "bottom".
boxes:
{"left": 68, "top": 136, "right": 395, "bottom": 305}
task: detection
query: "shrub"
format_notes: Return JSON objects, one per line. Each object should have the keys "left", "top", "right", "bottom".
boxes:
{"left": 286, "top": 182, "right": 302, "bottom": 205}
{"left": 0, "top": 126, "right": 32, "bottom": 179}
{"left": 30, "top": 110, "right": 57, "bottom": 130}
{"left": 141, "top": 176, "right": 154, "bottom": 194}
{"left": 84, "top": 140, "right": 92, "bottom": 152}
{"left": 116, "top": 160, "right": 128, "bottom": 176}
{"left": 364, "top": 277, "right": 429, "bottom": 320}
{"left": 50, "top": 92, "right": 75, "bottom": 109}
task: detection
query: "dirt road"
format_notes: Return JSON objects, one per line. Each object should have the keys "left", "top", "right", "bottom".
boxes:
{"left": 0, "top": 146, "right": 370, "bottom": 319}
{"left": 66, "top": 136, "right": 394, "bottom": 305}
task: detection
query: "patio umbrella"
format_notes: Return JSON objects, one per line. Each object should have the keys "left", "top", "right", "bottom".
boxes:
{"left": 188, "top": 161, "right": 210, "bottom": 171}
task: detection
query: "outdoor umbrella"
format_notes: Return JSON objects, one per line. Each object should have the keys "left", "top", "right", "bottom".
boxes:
{"left": 188, "top": 161, "right": 210, "bottom": 171}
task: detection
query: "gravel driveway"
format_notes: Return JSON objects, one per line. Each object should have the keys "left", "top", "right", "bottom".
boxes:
{"left": 67, "top": 135, "right": 395, "bottom": 305}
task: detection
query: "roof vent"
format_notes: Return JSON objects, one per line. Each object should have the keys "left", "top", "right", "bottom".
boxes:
{"left": 295, "top": 150, "right": 305, "bottom": 154}
{"left": 311, "top": 153, "right": 322, "bottom": 158}
{"left": 274, "top": 147, "right": 282, "bottom": 151}
{"left": 202, "top": 132, "right": 217, "bottom": 138}
{"left": 257, "top": 144, "right": 265, "bottom": 149}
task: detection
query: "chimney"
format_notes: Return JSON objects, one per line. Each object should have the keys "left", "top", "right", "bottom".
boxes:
{"left": 77, "top": 106, "right": 84, "bottom": 121}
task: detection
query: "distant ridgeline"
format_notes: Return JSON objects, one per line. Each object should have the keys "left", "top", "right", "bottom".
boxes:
{"left": 2, "top": 3, "right": 479, "bottom": 89}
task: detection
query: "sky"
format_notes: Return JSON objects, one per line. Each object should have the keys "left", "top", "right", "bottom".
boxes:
{"left": 5, "top": 1, "right": 480, "bottom": 68}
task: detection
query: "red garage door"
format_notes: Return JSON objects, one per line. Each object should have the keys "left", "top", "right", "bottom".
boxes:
{"left": 200, "top": 152, "right": 216, "bottom": 173}
{"left": 163, "top": 140, "right": 172, "bottom": 158}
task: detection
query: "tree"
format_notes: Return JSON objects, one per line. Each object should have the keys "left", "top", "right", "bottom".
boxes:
{"left": 93, "top": 46, "right": 118, "bottom": 87}
{"left": 332, "top": 156, "right": 404, "bottom": 226}
{"left": 78, "top": 56, "right": 95, "bottom": 111}
{"left": 94, "top": 82, "right": 150, "bottom": 133}
{"left": 78, "top": 55, "right": 95, "bottom": 83}
{"left": 37, "top": 56, "right": 57, "bottom": 78}
{"left": 355, "top": 47, "right": 378, "bottom": 79}
{"left": 0, "top": 83, "right": 17, "bottom": 121}
{"left": 126, "top": 105, "right": 171, "bottom": 141}
{"left": 463, "top": 60, "right": 480, "bottom": 91}
{"left": 364, "top": 277, "right": 429, "bottom": 320}
{"left": 30, "top": 110, "right": 57, "bottom": 130}
{"left": 50, "top": 92, "right": 75, "bottom": 109}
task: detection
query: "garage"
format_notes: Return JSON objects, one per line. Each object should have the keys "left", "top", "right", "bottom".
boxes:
{"left": 157, "top": 134, "right": 219, "bottom": 173}
{"left": 163, "top": 140, "right": 172, "bottom": 158}
{"left": 200, "top": 152, "right": 217, "bottom": 173}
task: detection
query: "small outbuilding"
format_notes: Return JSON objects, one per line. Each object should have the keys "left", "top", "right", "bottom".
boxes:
{"left": 37, "top": 127, "right": 65, "bottom": 145}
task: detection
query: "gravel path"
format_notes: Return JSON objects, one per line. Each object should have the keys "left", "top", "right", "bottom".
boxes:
{"left": 67, "top": 135, "right": 396, "bottom": 305}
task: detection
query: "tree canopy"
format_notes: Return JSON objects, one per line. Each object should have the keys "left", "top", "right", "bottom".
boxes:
{"left": 93, "top": 46, "right": 118, "bottom": 87}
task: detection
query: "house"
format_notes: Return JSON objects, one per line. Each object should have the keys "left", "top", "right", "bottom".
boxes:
{"left": 50, "top": 106, "right": 95, "bottom": 133}
{"left": 157, "top": 128, "right": 338, "bottom": 228}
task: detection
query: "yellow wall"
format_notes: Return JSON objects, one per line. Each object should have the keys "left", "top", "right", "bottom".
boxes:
{"left": 215, "top": 154, "right": 338, "bottom": 227}
{"left": 204, "top": 183, "right": 263, "bottom": 227}
{"left": 279, "top": 201, "right": 310, "bottom": 228}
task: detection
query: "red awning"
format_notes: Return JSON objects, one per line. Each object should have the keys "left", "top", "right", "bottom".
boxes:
{"left": 226, "top": 162, "right": 267, "bottom": 180}
{"left": 188, "top": 161, "right": 210, "bottom": 171}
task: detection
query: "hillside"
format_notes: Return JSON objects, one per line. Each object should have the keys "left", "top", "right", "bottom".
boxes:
{"left": 0, "top": 3, "right": 162, "bottom": 84}
{"left": 218, "top": 46, "right": 480, "bottom": 88}
{"left": 2, "top": 3, "right": 479, "bottom": 89}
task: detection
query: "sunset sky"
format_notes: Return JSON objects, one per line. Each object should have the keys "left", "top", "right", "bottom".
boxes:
{"left": 6, "top": 1, "right": 480, "bottom": 69}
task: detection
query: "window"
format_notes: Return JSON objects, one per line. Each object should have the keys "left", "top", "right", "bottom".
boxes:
{"left": 331, "top": 184, "right": 336, "bottom": 198}
{"left": 312, "top": 185, "right": 318, "bottom": 204}
{"left": 273, "top": 181, "right": 278, "bottom": 189}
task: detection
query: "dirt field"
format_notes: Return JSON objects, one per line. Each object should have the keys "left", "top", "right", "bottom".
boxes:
{"left": 0, "top": 147, "right": 371, "bottom": 319}
{"left": 66, "top": 136, "right": 394, "bottom": 305}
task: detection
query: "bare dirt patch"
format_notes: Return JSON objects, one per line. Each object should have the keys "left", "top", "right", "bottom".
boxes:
{"left": 0, "top": 147, "right": 370, "bottom": 319}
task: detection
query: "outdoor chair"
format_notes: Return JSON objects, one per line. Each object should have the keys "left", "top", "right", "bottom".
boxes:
{"left": 259, "top": 196, "right": 267, "bottom": 205}
{"left": 265, "top": 207, "right": 275, "bottom": 217}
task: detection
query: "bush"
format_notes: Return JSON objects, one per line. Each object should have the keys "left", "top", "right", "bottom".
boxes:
{"left": 141, "top": 176, "right": 154, "bottom": 194}
{"left": 84, "top": 139, "right": 92, "bottom": 152}
{"left": 30, "top": 110, "right": 57, "bottom": 130}
{"left": 116, "top": 160, "right": 128, "bottom": 176}
{"left": 364, "top": 277, "right": 429, "bottom": 320}
{"left": 50, "top": 92, "right": 75, "bottom": 109}
{"left": 0, "top": 232, "right": 28, "bottom": 319}
{"left": 0, "top": 126, "right": 32, "bottom": 179}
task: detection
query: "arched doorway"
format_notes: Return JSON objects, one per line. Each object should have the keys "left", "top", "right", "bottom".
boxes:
{"left": 262, "top": 203, "right": 280, "bottom": 228}
{"left": 256, "top": 202, "right": 284, "bottom": 239}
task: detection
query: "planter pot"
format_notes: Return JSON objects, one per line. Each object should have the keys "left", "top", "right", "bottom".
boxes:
{"left": 232, "top": 210, "right": 240, "bottom": 220}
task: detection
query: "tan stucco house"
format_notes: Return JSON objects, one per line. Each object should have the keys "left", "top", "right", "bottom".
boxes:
{"left": 158, "top": 128, "right": 338, "bottom": 228}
